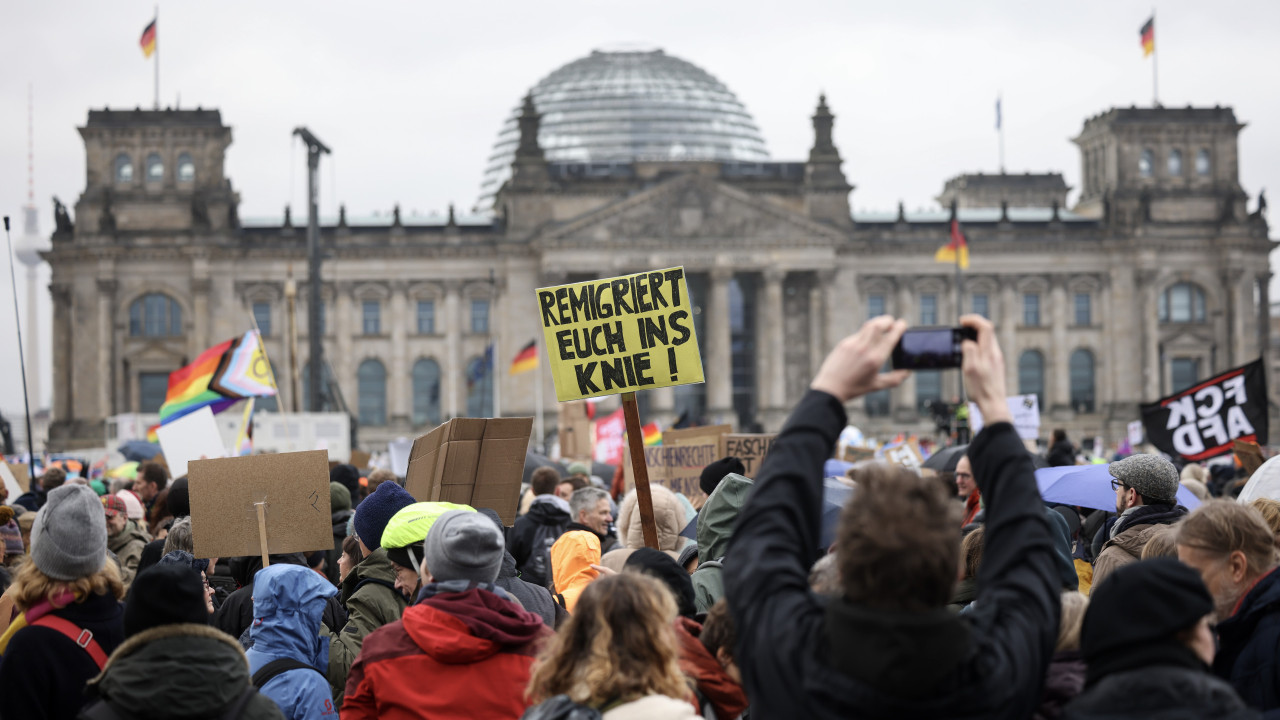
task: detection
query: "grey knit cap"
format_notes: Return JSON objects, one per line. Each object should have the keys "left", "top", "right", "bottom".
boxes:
{"left": 424, "top": 510, "right": 504, "bottom": 584}
{"left": 31, "top": 484, "right": 108, "bottom": 580}
{"left": 1109, "top": 454, "right": 1180, "bottom": 505}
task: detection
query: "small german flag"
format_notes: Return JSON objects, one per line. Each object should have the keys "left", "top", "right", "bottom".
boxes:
{"left": 509, "top": 340, "right": 538, "bottom": 375}
{"left": 139, "top": 19, "right": 157, "bottom": 58}
{"left": 1139, "top": 17, "right": 1154, "bottom": 58}
{"left": 934, "top": 218, "right": 970, "bottom": 270}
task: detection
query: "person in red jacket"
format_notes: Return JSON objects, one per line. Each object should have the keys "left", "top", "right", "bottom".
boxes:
{"left": 342, "top": 510, "right": 552, "bottom": 719}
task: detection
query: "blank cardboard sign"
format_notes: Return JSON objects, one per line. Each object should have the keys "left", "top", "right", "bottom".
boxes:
{"left": 405, "top": 417, "right": 533, "bottom": 525}
{"left": 188, "top": 450, "right": 332, "bottom": 559}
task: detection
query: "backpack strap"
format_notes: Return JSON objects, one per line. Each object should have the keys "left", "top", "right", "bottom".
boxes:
{"left": 553, "top": 592, "right": 568, "bottom": 610}
{"left": 221, "top": 684, "right": 258, "bottom": 720}
{"left": 251, "top": 657, "right": 324, "bottom": 688}
{"left": 32, "top": 615, "right": 108, "bottom": 670}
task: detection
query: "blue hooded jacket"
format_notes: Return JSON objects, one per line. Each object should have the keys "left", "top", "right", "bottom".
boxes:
{"left": 245, "top": 564, "right": 339, "bottom": 720}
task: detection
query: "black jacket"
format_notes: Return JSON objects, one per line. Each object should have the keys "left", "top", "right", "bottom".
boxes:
{"left": 1048, "top": 440, "right": 1076, "bottom": 467}
{"left": 12, "top": 487, "right": 46, "bottom": 512}
{"left": 0, "top": 591, "right": 126, "bottom": 719}
{"left": 212, "top": 554, "right": 346, "bottom": 642}
{"left": 1215, "top": 567, "right": 1280, "bottom": 716}
{"left": 1064, "top": 663, "right": 1258, "bottom": 719}
{"left": 495, "top": 549, "right": 568, "bottom": 629}
{"left": 724, "top": 390, "right": 1060, "bottom": 719}
{"left": 510, "top": 498, "right": 571, "bottom": 587}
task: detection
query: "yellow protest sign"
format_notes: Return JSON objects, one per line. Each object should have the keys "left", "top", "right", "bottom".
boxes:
{"left": 537, "top": 267, "right": 705, "bottom": 402}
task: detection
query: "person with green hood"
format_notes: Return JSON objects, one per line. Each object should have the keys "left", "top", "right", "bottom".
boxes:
{"left": 327, "top": 482, "right": 353, "bottom": 586}
{"left": 691, "top": 473, "right": 754, "bottom": 614}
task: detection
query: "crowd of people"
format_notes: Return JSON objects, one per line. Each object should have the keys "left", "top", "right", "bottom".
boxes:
{"left": 0, "top": 314, "right": 1278, "bottom": 718}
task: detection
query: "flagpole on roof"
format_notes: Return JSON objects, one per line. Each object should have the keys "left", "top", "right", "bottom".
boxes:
{"left": 153, "top": 6, "right": 159, "bottom": 111}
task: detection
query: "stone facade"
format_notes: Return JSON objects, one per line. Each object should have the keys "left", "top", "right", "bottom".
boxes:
{"left": 45, "top": 101, "right": 1274, "bottom": 450}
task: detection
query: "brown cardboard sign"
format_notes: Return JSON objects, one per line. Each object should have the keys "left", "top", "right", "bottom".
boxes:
{"left": 1235, "top": 439, "right": 1266, "bottom": 478}
{"left": 624, "top": 425, "right": 729, "bottom": 502}
{"left": 558, "top": 401, "right": 594, "bottom": 461}
{"left": 724, "top": 434, "right": 776, "bottom": 477}
{"left": 8, "top": 463, "right": 29, "bottom": 493}
{"left": 839, "top": 446, "right": 876, "bottom": 463}
{"left": 187, "top": 450, "right": 332, "bottom": 559}
{"left": 405, "top": 417, "right": 533, "bottom": 525}
{"left": 883, "top": 439, "right": 925, "bottom": 474}
{"left": 350, "top": 450, "right": 372, "bottom": 469}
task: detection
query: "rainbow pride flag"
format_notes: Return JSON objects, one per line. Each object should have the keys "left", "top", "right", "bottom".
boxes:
{"left": 642, "top": 423, "right": 662, "bottom": 446}
{"left": 158, "top": 339, "right": 234, "bottom": 426}
{"left": 146, "top": 331, "right": 278, "bottom": 442}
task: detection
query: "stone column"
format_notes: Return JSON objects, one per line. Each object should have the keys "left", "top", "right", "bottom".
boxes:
{"left": 334, "top": 283, "right": 355, "bottom": 405}
{"left": 389, "top": 283, "right": 409, "bottom": 423}
{"left": 51, "top": 284, "right": 73, "bottom": 422}
{"left": 825, "top": 267, "right": 854, "bottom": 352}
{"left": 1233, "top": 269, "right": 1251, "bottom": 365}
{"left": 191, "top": 255, "right": 211, "bottom": 352}
{"left": 895, "top": 281, "right": 916, "bottom": 417}
{"left": 705, "top": 268, "right": 734, "bottom": 423}
{"left": 96, "top": 278, "right": 116, "bottom": 418}
{"left": 1049, "top": 277, "right": 1069, "bottom": 414}
{"left": 809, "top": 274, "right": 826, "bottom": 377}
{"left": 1000, "top": 279, "right": 1018, "bottom": 391}
{"left": 1099, "top": 275, "right": 1114, "bottom": 413}
{"left": 444, "top": 281, "right": 462, "bottom": 419}
{"left": 1138, "top": 271, "right": 1161, "bottom": 399}
{"left": 761, "top": 269, "right": 787, "bottom": 428}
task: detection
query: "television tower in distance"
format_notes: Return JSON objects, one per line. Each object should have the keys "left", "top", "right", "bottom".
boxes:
{"left": 15, "top": 85, "right": 49, "bottom": 414}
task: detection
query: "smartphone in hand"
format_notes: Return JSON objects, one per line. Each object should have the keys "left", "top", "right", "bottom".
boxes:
{"left": 891, "top": 327, "right": 978, "bottom": 370}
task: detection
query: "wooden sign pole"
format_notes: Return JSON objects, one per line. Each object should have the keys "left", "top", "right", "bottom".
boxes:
{"left": 620, "top": 392, "right": 660, "bottom": 550}
{"left": 254, "top": 502, "right": 271, "bottom": 568}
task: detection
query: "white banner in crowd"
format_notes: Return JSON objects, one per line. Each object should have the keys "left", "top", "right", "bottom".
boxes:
{"left": 968, "top": 394, "right": 1041, "bottom": 441}
{"left": 388, "top": 438, "right": 413, "bottom": 478}
{"left": 156, "top": 406, "right": 228, "bottom": 478}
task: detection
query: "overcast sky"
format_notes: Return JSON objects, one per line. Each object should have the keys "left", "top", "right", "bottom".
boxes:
{"left": 0, "top": 0, "right": 1277, "bottom": 418}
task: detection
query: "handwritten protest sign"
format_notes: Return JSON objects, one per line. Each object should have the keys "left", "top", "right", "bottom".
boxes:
{"left": 537, "top": 267, "right": 705, "bottom": 402}
{"left": 188, "top": 450, "right": 331, "bottom": 560}
{"left": 724, "top": 434, "right": 776, "bottom": 477}
{"left": 882, "top": 438, "right": 925, "bottom": 473}
{"left": 969, "top": 394, "right": 1041, "bottom": 440}
{"left": 623, "top": 425, "right": 728, "bottom": 500}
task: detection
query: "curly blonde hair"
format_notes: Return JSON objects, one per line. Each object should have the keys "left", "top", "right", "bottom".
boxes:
{"left": 526, "top": 573, "right": 687, "bottom": 707}
{"left": 10, "top": 554, "right": 124, "bottom": 612}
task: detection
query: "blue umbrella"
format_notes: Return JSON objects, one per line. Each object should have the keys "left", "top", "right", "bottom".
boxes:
{"left": 1036, "top": 463, "right": 1202, "bottom": 513}
{"left": 118, "top": 440, "right": 163, "bottom": 463}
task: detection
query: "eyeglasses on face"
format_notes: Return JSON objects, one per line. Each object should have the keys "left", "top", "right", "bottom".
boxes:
{"left": 1110, "top": 479, "right": 1127, "bottom": 492}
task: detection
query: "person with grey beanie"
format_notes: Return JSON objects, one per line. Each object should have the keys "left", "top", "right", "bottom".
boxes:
{"left": 1092, "top": 454, "right": 1189, "bottom": 589}
{"left": 342, "top": 509, "right": 552, "bottom": 718}
{"left": 0, "top": 484, "right": 128, "bottom": 719}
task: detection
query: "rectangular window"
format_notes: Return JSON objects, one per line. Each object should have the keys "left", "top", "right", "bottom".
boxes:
{"left": 972, "top": 293, "right": 990, "bottom": 320}
{"left": 139, "top": 372, "right": 170, "bottom": 413}
{"left": 362, "top": 300, "right": 381, "bottom": 335}
{"left": 417, "top": 300, "right": 435, "bottom": 334}
{"left": 1023, "top": 293, "right": 1041, "bottom": 326}
{"left": 867, "top": 294, "right": 886, "bottom": 320}
{"left": 1074, "top": 293, "right": 1091, "bottom": 326}
{"left": 1171, "top": 358, "right": 1201, "bottom": 393}
{"left": 471, "top": 299, "right": 490, "bottom": 334}
{"left": 916, "top": 371, "right": 942, "bottom": 415}
{"left": 252, "top": 301, "right": 271, "bottom": 337}
{"left": 920, "top": 294, "right": 938, "bottom": 325}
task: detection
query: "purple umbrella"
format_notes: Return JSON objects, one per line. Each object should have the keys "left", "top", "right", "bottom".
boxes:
{"left": 1035, "top": 463, "right": 1202, "bottom": 513}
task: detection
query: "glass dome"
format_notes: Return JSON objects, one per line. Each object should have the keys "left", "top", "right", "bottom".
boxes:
{"left": 476, "top": 49, "right": 770, "bottom": 211}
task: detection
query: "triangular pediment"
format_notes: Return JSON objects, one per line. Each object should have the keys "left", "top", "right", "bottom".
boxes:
{"left": 535, "top": 173, "right": 846, "bottom": 248}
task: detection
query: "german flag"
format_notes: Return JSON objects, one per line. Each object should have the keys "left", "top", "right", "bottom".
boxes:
{"left": 509, "top": 340, "right": 538, "bottom": 375}
{"left": 140, "top": 19, "right": 157, "bottom": 58}
{"left": 934, "top": 218, "right": 969, "bottom": 270}
{"left": 1139, "top": 17, "right": 1154, "bottom": 58}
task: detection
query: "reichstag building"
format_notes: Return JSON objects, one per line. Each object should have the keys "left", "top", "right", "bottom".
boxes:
{"left": 44, "top": 48, "right": 1274, "bottom": 450}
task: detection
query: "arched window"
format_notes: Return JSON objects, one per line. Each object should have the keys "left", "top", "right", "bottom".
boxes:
{"left": 412, "top": 358, "right": 442, "bottom": 427}
{"left": 1139, "top": 149, "right": 1154, "bottom": 178}
{"left": 1196, "top": 149, "right": 1211, "bottom": 176}
{"left": 146, "top": 153, "right": 164, "bottom": 182}
{"left": 129, "top": 293, "right": 182, "bottom": 336}
{"left": 465, "top": 354, "right": 493, "bottom": 417}
{"left": 1168, "top": 149, "right": 1183, "bottom": 176}
{"left": 1158, "top": 282, "right": 1207, "bottom": 323}
{"left": 114, "top": 154, "right": 134, "bottom": 183}
{"left": 1018, "top": 350, "right": 1045, "bottom": 408}
{"left": 177, "top": 153, "right": 195, "bottom": 183}
{"left": 1070, "top": 349, "right": 1095, "bottom": 413}
{"left": 357, "top": 359, "right": 387, "bottom": 426}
